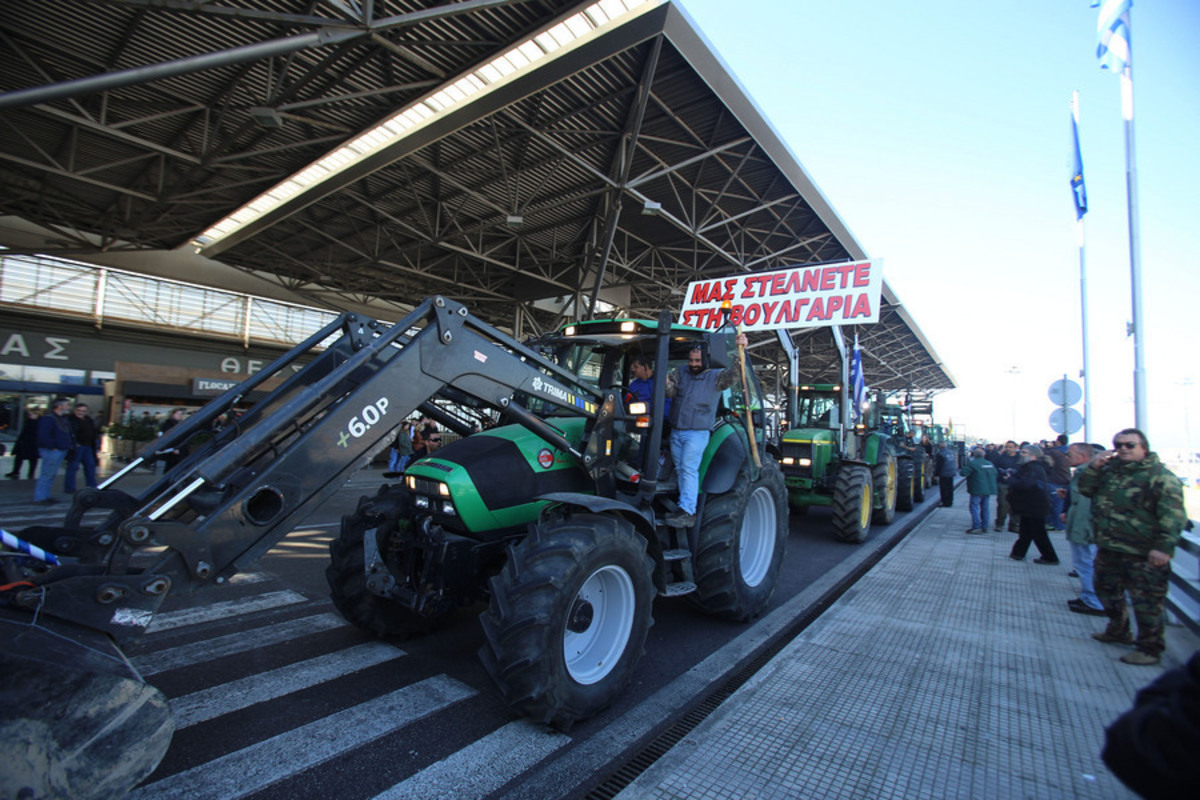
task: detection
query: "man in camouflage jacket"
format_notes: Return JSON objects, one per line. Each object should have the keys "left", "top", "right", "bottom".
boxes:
{"left": 1077, "top": 428, "right": 1187, "bottom": 665}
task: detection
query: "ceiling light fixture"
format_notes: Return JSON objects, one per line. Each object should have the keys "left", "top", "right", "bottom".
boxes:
{"left": 191, "top": 0, "right": 658, "bottom": 253}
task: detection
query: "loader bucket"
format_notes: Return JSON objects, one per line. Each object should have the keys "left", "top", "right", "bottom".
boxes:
{"left": 0, "top": 610, "right": 174, "bottom": 800}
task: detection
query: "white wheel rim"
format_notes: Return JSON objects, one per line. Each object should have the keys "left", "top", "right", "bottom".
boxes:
{"left": 563, "top": 565, "right": 636, "bottom": 685}
{"left": 738, "top": 486, "right": 777, "bottom": 587}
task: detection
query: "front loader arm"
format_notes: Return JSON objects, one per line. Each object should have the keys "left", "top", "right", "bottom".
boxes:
{"left": 5, "top": 296, "right": 610, "bottom": 644}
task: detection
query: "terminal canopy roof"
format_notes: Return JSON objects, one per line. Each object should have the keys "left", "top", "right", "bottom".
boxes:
{"left": 0, "top": 0, "right": 953, "bottom": 392}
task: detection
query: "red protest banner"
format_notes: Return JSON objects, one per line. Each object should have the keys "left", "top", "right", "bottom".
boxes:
{"left": 677, "top": 259, "right": 882, "bottom": 332}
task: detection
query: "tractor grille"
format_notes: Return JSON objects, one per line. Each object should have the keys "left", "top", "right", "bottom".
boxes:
{"left": 779, "top": 441, "right": 814, "bottom": 479}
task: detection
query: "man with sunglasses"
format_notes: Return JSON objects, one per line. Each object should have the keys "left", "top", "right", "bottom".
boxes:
{"left": 1078, "top": 428, "right": 1186, "bottom": 666}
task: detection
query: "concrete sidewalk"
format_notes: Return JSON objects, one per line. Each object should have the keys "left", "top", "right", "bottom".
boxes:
{"left": 617, "top": 488, "right": 1198, "bottom": 799}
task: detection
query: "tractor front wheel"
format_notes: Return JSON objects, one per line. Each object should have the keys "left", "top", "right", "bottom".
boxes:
{"left": 479, "top": 513, "right": 655, "bottom": 729}
{"left": 327, "top": 486, "right": 450, "bottom": 638}
{"left": 832, "top": 465, "right": 873, "bottom": 543}
{"left": 913, "top": 456, "right": 927, "bottom": 502}
{"left": 871, "top": 454, "right": 898, "bottom": 525}
{"left": 691, "top": 462, "right": 789, "bottom": 621}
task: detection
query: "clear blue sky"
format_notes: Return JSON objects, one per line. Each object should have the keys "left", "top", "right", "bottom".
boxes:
{"left": 677, "top": 0, "right": 1200, "bottom": 457}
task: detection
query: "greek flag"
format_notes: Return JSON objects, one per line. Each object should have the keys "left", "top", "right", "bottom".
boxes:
{"left": 1070, "top": 103, "right": 1088, "bottom": 219}
{"left": 1095, "top": 0, "right": 1131, "bottom": 73}
{"left": 850, "top": 334, "right": 865, "bottom": 423}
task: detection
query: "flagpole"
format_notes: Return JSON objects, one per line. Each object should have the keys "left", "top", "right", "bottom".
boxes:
{"left": 1072, "top": 91, "right": 1092, "bottom": 443}
{"left": 1121, "top": 65, "right": 1147, "bottom": 431}
{"left": 1077, "top": 220, "right": 1091, "bottom": 442}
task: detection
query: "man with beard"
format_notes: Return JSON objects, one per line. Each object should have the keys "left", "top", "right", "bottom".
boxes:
{"left": 663, "top": 333, "right": 747, "bottom": 528}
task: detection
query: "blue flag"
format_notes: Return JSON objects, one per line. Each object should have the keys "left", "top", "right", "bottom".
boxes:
{"left": 850, "top": 334, "right": 865, "bottom": 423}
{"left": 1095, "top": 0, "right": 1131, "bottom": 72}
{"left": 1070, "top": 109, "right": 1088, "bottom": 220}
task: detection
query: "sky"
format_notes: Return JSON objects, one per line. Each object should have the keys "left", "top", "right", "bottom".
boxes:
{"left": 675, "top": 0, "right": 1200, "bottom": 460}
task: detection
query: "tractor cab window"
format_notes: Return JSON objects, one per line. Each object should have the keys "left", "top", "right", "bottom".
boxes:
{"left": 797, "top": 394, "right": 839, "bottom": 429}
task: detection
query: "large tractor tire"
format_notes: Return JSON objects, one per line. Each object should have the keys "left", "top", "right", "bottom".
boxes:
{"left": 690, "top": 461, "right": 789, "bottom": 621}
{"left": 327, "top": 487, "right": 450, "bottom": 638}
{"left": 871, "top": 454, "right": 898, "bottom": 525}
{"left": 896, "top": 457, "right": 915, "bottom": 512}
{"left": 478, "top": 513, "right": 655, "bottom": 729}
{"left": 831, "top": 464, "right": 873, "bottom": 543}
{"left": 0, "top": 619, "right": 174, "bottom": 800}
{"left": 912, "top": 455, "right": 927, "bottom": 502}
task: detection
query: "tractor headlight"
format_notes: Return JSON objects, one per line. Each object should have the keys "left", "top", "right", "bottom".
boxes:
{"left": 627, "top": 401, "right": 648, "bottom": 415}
{"left": 781, "top": 456, "right": 795, "bottom": 466}
{"left": 799, "top": 457, "right": 812, "bottom": 467}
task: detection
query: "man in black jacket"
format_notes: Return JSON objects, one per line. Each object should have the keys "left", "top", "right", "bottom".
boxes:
{"left": 64, "top": 402, "right": 99, "bottom": 493}
{"left": 1007, "top": 444, "right": 1059, "bottom": 564}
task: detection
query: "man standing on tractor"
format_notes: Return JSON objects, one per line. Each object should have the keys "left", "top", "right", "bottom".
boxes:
{"left": 664, "top": 333, "right": 747, "bottom": 527}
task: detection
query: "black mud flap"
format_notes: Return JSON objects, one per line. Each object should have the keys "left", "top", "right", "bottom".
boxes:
{"left": 0, "top": 609, "right": 174, "bottom": 800}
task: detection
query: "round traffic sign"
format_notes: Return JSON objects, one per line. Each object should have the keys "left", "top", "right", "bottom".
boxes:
{"left": 1048, "top": 407, "right": 1084, "bottom": 434}
{"left": 1048, "top": 378, "right": 1082, "bottom": 406}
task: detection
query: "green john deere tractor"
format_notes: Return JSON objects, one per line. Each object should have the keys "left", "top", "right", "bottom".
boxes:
{"left": 877, "top": 401, "right": 926, "bottom": 505}
{"left": 775, "top": 384, "right": 903, "bottom": 543}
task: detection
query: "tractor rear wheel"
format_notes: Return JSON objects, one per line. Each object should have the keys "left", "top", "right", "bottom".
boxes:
{"left": 327, "top": 486, "right": 449, "bottom": 638}
{"left": 479, "top": 513, "right": 654, "bottom": 729}
{"left": 896, "top": 458, "right": 915, "bottom": 512}
{"left": 832, "top": 464, "right": 873, "bottom": 543}
{"left": 690, "top": 462, "right": 788, "bottom": 621}
{"left": 871, "top": 454, "right": 898, "bottom": 525}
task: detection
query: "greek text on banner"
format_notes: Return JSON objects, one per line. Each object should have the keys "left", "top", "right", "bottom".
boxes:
{"left": 678, "top": 259, "right": 882, "bottom": 332}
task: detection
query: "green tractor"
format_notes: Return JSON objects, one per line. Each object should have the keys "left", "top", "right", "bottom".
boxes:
{"left": 775, "top": 384, "right": 906, "bottom": 543}
{"left": 877, "top": 401, "right": 927, "bottom": 504}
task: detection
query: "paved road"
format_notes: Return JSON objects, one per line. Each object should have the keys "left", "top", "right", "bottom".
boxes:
{"left": 1, "top": 465, "right": 938, "bottom": 799}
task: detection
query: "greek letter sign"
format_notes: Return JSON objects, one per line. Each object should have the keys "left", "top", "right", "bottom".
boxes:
{"left": 678, "top": 259, "right": 882, "bottom": 332}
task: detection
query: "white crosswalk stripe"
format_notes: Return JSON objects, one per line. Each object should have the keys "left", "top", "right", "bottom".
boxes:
{"left": 128, "top": 675, "right": 476, "bottom": 800}
{"left": 371, "top": 720, "right": 571, "bottom": 800}
{"left": 171, "top": 641, "right": 406, "bottom": 728}
{"left": 146, "top": 589, "right": 309, "bottom": 633}
{"left": 132, "top": 611, "right": 346, "bottom": 676}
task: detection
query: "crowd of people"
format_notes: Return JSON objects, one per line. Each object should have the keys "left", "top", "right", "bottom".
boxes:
{"left": 957, "top": 430, "right": 1188, "bottom": 669}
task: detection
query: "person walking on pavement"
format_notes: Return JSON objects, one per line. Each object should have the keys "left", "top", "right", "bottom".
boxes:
{"left": 1007, "top": 444, "right": 1058, "bottom": 564}
{"left": 935, "top": 440, "right": 957, "bottom": 507}
{"left": 1063, "top": 442, "right": 1106, "bottom": 616}
{"left": 992, "top": 440, "right": 1021, "bottom": 532}
{"left": 959, "top": 446, "right": 998, "bottom": 533}
{"left": 34, "top": 399, "right": 73, "bottom": 504}
{"left": 663, "top": 333, "right": 746, "bottom": 528}
{"left": 7, "top": 410, "right": 40, "bottom": 479}
{"left": 388, "top": 420, "right": 414, "bottom": 473}
{"left": 63, "top": 402, "right": 100, "bottom": 493}
{"left": 1078, "top": 428, "right": 1186, "bottom": 666}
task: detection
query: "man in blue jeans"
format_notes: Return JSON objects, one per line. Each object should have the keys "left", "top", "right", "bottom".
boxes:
{"left": 959, "top": 446, "right": 998, "bottom": 533}
{"left": 663, "top": 333, "right": 746, "bottom": 528}
{"left": 34, "top": 398, "right": 73, "bottom": 504}
{"left": 64, "top": 402, "right": 100, "bottom": 493}
{"left": 1063, "top": 442, "right": 1107, "bottom": 616}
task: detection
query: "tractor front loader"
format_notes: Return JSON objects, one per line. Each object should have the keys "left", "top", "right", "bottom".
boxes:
{"left": 1, "top": 296, "right": 788, "bottom": 799}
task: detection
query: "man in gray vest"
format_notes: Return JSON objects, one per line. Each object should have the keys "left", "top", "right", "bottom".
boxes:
{"left": 663, "top": 333, "right": 747, "bottom": 527}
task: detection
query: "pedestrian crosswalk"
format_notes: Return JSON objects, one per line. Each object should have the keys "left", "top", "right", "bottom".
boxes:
{"left": 120, "top": 571, "right": 573, "bottom": 800}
